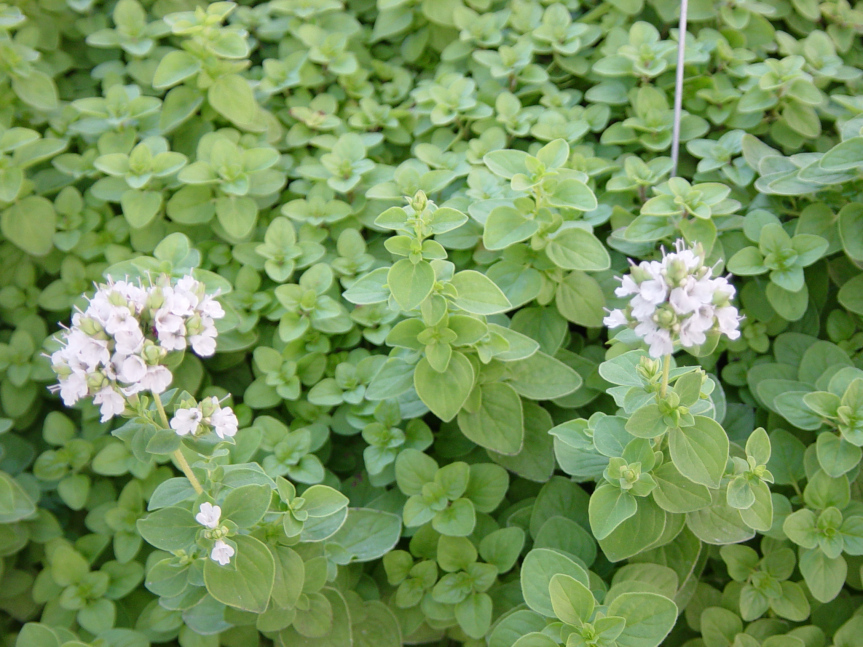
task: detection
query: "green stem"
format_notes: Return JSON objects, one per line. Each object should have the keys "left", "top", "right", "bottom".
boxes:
{"left": 581, "top": 2, "right": 611, "bottom": 23}
{"left": 152, "top": 392, "right": 204, "bottom": 495}
{"left": 660, "top": 354, "right": 671, "bottom": 398}
{"left": 790, "top": 479, "right": 803, "bottom": 499}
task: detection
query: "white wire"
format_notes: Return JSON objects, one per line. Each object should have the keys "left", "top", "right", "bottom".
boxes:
{"left": 670, "top": 0, "right": 689, "bottom": 178}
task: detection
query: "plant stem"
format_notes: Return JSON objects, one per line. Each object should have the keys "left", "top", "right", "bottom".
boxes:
{"left": 152, "top": 392, "right": 204, "bottom": 495}
{"left": 660, "top": 354, "right": 671, "bottom": 398}
{"left": 173, "top": 450, "right": 203, "bottom": 495}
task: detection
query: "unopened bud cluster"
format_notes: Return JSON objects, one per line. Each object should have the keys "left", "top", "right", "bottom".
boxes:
{"left": 49, "top": 274, "right": 225, "bottom": 421}
{"left": 604, "top": 240, "right": 742, "bottom": 357}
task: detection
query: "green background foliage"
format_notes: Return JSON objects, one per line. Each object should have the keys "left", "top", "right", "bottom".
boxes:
{"left": 1, "top": 0, "right": 863, "bottom": 646}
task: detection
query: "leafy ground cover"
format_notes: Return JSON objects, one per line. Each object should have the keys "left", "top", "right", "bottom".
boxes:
{"left": 1, "top": 0, "right": 863, "bottom": 646}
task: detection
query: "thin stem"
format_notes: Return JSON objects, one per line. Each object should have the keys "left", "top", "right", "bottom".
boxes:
{"left": 152, "top": 392, "right": 204, "bottom": 495}
{"left": 152, "top": 391, "right": 171, "bottom": 428}
{"left": 790, "top": 479, "right": 803, "bottom": 499}
{"left": 580, "top": 2, "right": 610, "bottom": 22}
{"left": 670, "top": 0, "right": 689, "bottom": 177}
{"left": 660, "top": 354, "right": 671, "bottom": 398}
{"left": 173, "top": 449, "right": 203, "bottom": 495}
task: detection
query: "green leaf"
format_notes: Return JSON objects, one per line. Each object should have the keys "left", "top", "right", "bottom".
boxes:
{"left": 432, "top": 498, "right": 476, "bottom": 536}
{"left": 727, "top": 247, "right": 766, "bottom": 275}
{"left": 0, "top": 471, "right": 36, "bottom": 523}
{"left": 457, "top": 383, "right": 524, "bottom": 455}
{"left": 798, "top": 548, "right": 846, "bottom": 603}
{"left": 651, "top": 462, "right": 712, "bottom": 513}
{"left": 816, "top": 432, "right": 861, "bottom": 477}
{"left": 302, "top": 485, "right": 349, "bottom": 518}
{"left": 327, "top": 508, "right": 402, "bottom": 563}
{"left": 414, "top": 352, "right": 475, "bottom": 422}
{"left": 483, "top": 206, "right": 539, "bottom": 250}
{"left": 838, "top": 274, "right": 863, "bottom": 315}
{"left": 597, "top": 497, "right": 667, "bottom": 562}
{"left": 464, "top": 463, "right": 509, "bottom": 513}
{"left": 153, "top": 50, "right": 202, "bottom": 89}
{"left": 545, "top": 178, "right": 597, "bottom": 210}
{"left": 479, "top": 527, "right": 525, "bottom": 573}
{"left": 504, "top": 351, "right": 582, "bottom": 400}
{"left": 520, "top": 548, "right": 589, "bottom": 617}
{"left": 395, "top": 449, "right": 438, "bottom": 495}
{"left": 608, "top": 592, "right": 678, "bottom": 647}
{"left": 839, "top": 203, "right": 863, "bottom": 262}
{"left": 589, "top": 484, "right": 637, "bottom": 540}
{"left": 207, "top": 74, "right": 260, "bottom": 131}
{"left": 204, "top": 535, "right": 275, "bottom": 613}
{"left": 455, "top": 592, "right": 493, "bottom": 639}
{"left": 216, "top": 195, "right": 257, "bottom": 239}
{"left": 121, "top": 190, "right": 162, "bottom": 228}
{"left": 1, "top": 196, "right": 56, "bottom": 256}
{"left": 221, "top": 484, "right": 271, "bottom": 528}
{"left": 545, "top": 228, "right": 610, "bottom": 271}
{"left": 556, "top": 271, "right": 605, "bottom": 327}
{"left": 484, "top": 149, "right": 530, "bottom": 179}
{"left": 668, "top": 416, "right": 729, "bottom": 488}
{"left": 352, "top": 601, "right": 402, "bottom": 647}
{"left": 136, "top": 507, "right": 199, "bottom": 552}
{"left": 388, "top": 259, "right": 435, "bottom": 311}
{"left": 512, "top": 634, "right": 559, "bottom": 647}
{"left": 13, "top": 70, "right": 58, "bottom": 111}
{"left": 820, "top": 137, "right": 863, "bottom": 170}
{"left": 450, "top": 270, "right": 512, "bottom": 314}
{"left": 686, "top": 489, "right": 755, "bottom": 545}
{"left": 549, "top": 573, "right": 594, "bottom": 625}
{"left": 489, "top": 400, "right": 555, "bottom": 482}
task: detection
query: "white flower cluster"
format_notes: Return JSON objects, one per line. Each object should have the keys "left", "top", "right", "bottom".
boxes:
{"left": 170, "top": 396, "right": 238, "bottom": 440}
{"left": 604, "top": 240, "right": 742, "bottom": 357}
{"left": 196, "top": 502, "right": 234, "bottom": 566}
{"left": 49, "top": 275, "right": 225, "bottom": 422}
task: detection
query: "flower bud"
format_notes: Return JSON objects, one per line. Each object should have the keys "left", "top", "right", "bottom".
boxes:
{"left": 411, "top": 190, "right": 428, "bottom": 213}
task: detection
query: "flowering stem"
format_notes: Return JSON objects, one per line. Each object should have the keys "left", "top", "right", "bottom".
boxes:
{"left": 152, "top": 392, "right": 204, "bottom": 495}
{"left": 660, "top": 354, "right": 671, "bottom": 398}
{"left": 173, "top": 449, "right": 204, "bottom": 495}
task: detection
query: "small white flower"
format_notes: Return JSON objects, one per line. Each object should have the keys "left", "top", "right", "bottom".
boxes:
{"left": 196, "top": 502, "right": 221, "bottom": 529}
{"left": 164, "top": 286, "right": 195, "bottom": 317}
{"left": 211, "top": 403, "right": 239, "bottom": 439}
{"left": 113, "top": 327, "right": 145, "bottom": 356}
{"left": 116, "top": 354, "right": 147, "bottom": 385}
{"left": 614, "top": 275, "right": 640, "bottom": 298}
{"left": 678, "top": 313, "right": 711, "bottom": 348}
{"left": 198, "top": 297, "right": 224, "bottom": 320}
{"left": 716, "top": 306, "right": 742, "bottom": 340}
{"left": 210, "top": 539, "right": 234, "bottom": 566}
{"left": 93, "top": 385, "right": 125, "bottom": 422}
{"left": 171, "top": 406, "right": 202, "bottom": 436}
{"left": 190, "top": 328, "right": 218, "bottom": 357}
{"left": 643, "top": 327, "right": 674, "bottom": 358}
{"left": 139, "top": 365, "right": 173, "bottom": 394}
{"left": 68, "top": 330, "right": 111, "bottom": 371}
{"left": 630, "top": 295, "right": 658, "bottom": 320}
{"left": 103, "top": 306, "right": 140, "bottom": 336}
{"left": 603, "top": 309, "right": 629, "bottom": 329}
{"left": 638, "top": 278, "right": 667, "bottom": 306}
{"left": 56, "top": 371, "right": 88, "bottom": 406}
{"left": 154, "top": 304, "right": 188, "bottom": 352}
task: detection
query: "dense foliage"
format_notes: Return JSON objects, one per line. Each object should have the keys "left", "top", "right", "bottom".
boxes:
{"left": 2, "top": 0, "right": 863, "bottom": 646}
